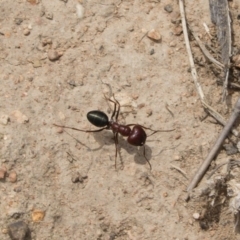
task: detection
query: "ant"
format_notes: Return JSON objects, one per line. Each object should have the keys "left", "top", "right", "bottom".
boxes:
{"left": 53, "top": 95, "right": 174, "bottom": 170}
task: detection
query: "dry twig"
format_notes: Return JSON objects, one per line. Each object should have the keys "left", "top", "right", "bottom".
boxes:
{"left": 170, "top": 164, "right": 188, "bottom": 180}
{"left": 187, "top": 97, "right": 240, "bottom": 192}
{"left": 179, "top": 0, "right": 238, "bottom": 136}
{"left": 189, "top": 28, "right": 224, "bottom": 70}
{"left": 179, "top": 0, "right": 240, "bottom": 192}
{"left": 209, "top": 0, "right": 231, "bottom": 101}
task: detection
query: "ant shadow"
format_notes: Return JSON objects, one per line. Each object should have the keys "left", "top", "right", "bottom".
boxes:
{"left": 91, "top": 130, "right": 153, "bottom": 168}
{"left": 65, "top": 128, "right": 155, "bottom": 169}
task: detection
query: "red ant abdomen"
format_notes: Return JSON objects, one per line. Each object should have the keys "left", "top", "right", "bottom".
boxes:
{"left": 127, "top": 125, "right": 147, "bottom": 146}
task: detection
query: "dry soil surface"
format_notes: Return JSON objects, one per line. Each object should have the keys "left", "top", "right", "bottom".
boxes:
{"left": 1, "top": 0, "right": 240, "bottom": 240}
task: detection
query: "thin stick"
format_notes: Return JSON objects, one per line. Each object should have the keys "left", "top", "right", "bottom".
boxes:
{"left": 179, "top": 0, "right": 204, "bottom": 100}
{"left": 165, "top": 103, "right": 174, "bottom": 117}
{"left": 209, "top": 0, "right": 232, "bottom": 101}
{"left": 201, "top": 101, "right": 239, "bottom": 137}
{"left": 203, "top": 22, "right": 213, "bottom": 40}
{"left": 190, "top": 28, "right": 224, "bottom": 69}
{"left": 170, "top": 164, "right": 188, "bottom": 180}
{"left": 179, "top": 0, "right": 240, "bottom": 193}
{"left": 187, "top": 97, "right": 240, "bottom": 192}
{"left": 207, "top": 162, "right": 228, "bottom": 179}
{"left": 179, "top": 0, "right": 239, "bottom": 137}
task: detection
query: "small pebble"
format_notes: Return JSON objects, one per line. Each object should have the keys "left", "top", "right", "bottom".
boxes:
{"left": 223, "top": 143, "right": 238, "bottom": 155}
{"left": 42, "top": 38, "right": 52, "bottom": 46}
{"left": 188, "top": 219, "right": 193, "bottom": 225}
{"left": 199, "top": 220, "right": 208, "bottom": 230}
{"left": 210, "top": 230, "right": 216, "bottom": 236}
{"left": 193, "top": 122, "right": 199, "bottom": 128}
{"left": 9, "top": 171, "right": 17, "bottom": 183}
{"left": 14, "top": 186, "right": 22, "bottom": 192}
{"left": 23, "top": 28, "right": 30, "bottom": 36}
{"left": 232, "top": 54, "right": 240, "bottom": 63}
{"left": 232, "top": 54, "right": 240, "bottom": 67}
{"left": 71, "top": 172, "right": 80, "bottom": 183}
{"left": 0, "top": 133, "right": 4, "bottom": 140}
{"left": 128, "top": 26, "right": 134, "bottom": 32}
{"left": 131, "top": 94, "right": 139, "bottom": 100}
{"left": 58, "top": 111, "right": 66, "bottom": 121}
{"left": 27, "top": 76, "right": 34, "bottom": 82}
{"left": 138, "top": 103, "right": 145, "bottom": 109}
{"left": 147, "top": 29, "right": 161, "bottom": 41}
{"left": 33, "top": 59, "right": 42, "bottom": 68}
{"left": 164, "top": 4, "right": 173, "bottom": 13}
{"left": 173, "top": 155, "right": 180, "bottom": 161}
{"left": 2, "top": 228, "right": 8, "bottom": 234}
{"left": 76, "top": 3, "right": 85, "bottom": 19}
{"left": 40, "top": 7, "right": 45, "bottom": 17}
{"left": 146, "top": 109, "right": 153, "bottom": 116}
{"left": 163, "top": 192, "right": 168, "bottom": 197}
{"left": 96, "top": 229, "right": 102, "bottom": 238}
{"left": 8, "top": 221, "right": 29, "bottom": 240}
{"left": 32, "top": 209, "right": 45, "bottom": 222}
{"left": 149, "top": 49, "right": 155, "bottom": 55}
{"left": 170, "top": 11, "right": 181, "bottom": 24}
{"left": 173, "top": 26, "right": 183, "bottom": 36}
{"left": 237, "top": 141, "right": 240, "bottom": 152}
{"left": 46, "top": 38, "right": 52, "bottom": 44}
{"left": 193, "top": 212, "right": 200, "bottom": 220}
{"left": 175, "top": 134, "right": 181, "bottom": 140}
{"left": 11, "top": 213, "right": 21, "bottom": 220}
{"left": 0, "top": 113, "right": 9, "bottom": 125}
{"left": 72, "top": 172, "right": 84, "bottom": 183}
{"left": 56, "top": 126, "right": 64, "bottom": 134}
{"left": 100, "top": 222, "right": 109, "bottom": 232}
{"left": 11, "top": 110, "right": 29, "bottom": 124}
{"left": 169, "top": 41, "right": 176, "bottom": 47}
{"left": 48, "top": 50, "right": 62, "bottom": 61}
{"left": 45, "top": 12, "right": 53, "bottom": 20}
{"left": 101, "top": 5, "right": 115, "bottom": 18}
{"left": 0, "top": 168, "right": 6, "bottom": 179}
{"left": 27, "top": 0, "right": 39, "bottom": 4}
{"left": 194, "top": 130, "right": 202, "bottom": 138}
{"left": 14, "top": 18, "right": 23, "bottom": 25}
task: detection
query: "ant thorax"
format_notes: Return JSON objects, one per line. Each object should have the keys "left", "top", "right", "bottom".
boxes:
{"left": 109, "top": 121, "right": 131, "bottom": 137}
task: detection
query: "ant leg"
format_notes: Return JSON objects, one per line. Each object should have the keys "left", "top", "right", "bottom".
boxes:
{"left": 103, "top": 94, "right": 117, "bottom": 120}
{"left": 126, "top": 124, "right": 174, "bottom": 137}
{"left": 111, "top": 101, "right": 117, "bottom": 120}
{"left": 143, "top": 145, "right": 152, "bottom": 170}
{"left": 103, "top": 94, "right": 121, "bottom": 122}
{"left": 146, "top": 127, "right": 175, "bottom": 137}
{"left": 112, "top": 94, "right": 121, "bottom": 122}
{"left": 113, "top": 132, "right": 119, "bottom": 169}
{"left": 53, "top": 123, "right": 108, "bottom": 133}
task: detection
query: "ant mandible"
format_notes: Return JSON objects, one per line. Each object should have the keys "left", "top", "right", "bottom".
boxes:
{"left": 53, "top": 95, "right": 174, "bottom": 170}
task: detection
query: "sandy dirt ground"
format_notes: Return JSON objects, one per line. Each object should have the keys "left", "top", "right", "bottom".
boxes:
{"left": 1, "top": 0, "right": 240, "bottom": 239}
